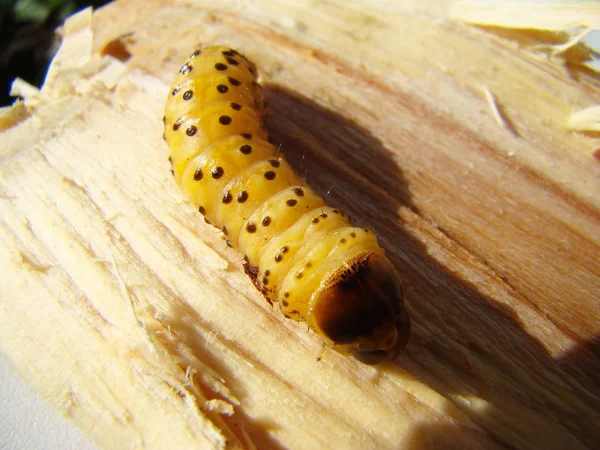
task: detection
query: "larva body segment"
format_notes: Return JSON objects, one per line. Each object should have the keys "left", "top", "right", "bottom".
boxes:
{"left": 164, "top": 45, "right": 410, "bottom": 363}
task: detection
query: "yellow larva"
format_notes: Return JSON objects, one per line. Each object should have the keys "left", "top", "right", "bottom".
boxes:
{"left": 164, "top": 45, "right": 410, "bottom": 363}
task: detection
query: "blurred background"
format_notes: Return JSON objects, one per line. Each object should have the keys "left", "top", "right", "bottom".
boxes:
{"left": 0, "top": 0, "right": 109, "bottom": 106}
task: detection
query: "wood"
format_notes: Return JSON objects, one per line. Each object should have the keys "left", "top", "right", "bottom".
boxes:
{"left": 1, "top": 1, "right": 598, "bottom": 449}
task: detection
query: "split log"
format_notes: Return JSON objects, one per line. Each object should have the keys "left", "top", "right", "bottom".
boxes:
{"left": 0, "top": 1, "right": 598, "bottom": 449}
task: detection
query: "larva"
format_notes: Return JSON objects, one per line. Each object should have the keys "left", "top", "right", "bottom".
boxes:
{"left": 164, "top": 45, "right": 410, "bottom": 363}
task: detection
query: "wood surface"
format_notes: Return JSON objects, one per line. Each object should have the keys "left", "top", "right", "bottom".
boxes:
{"left": 0, "top": 1, "right": 599, "bottom": 449}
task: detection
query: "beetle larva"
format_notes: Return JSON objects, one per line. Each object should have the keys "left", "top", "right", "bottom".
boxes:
{"left": 164, "top": 45, "right": 410, "bottom": 363}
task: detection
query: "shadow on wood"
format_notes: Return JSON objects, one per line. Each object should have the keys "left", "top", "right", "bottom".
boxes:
{"left": 263, "top": 85, "right": 600, "bottom": 449}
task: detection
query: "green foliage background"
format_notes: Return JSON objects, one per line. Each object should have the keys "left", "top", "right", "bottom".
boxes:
{"left": 2, "top": 0, "right": 79, "bottom": 22}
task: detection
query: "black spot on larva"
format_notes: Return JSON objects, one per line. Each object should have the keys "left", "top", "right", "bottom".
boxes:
{"left": 237, "top": 191, "right": 248, "bottom": 203}
{"left": 286, "top": 199, "right": 298, "bottom": 207}
{"left": 240, "top": 145, "right": 252, "bottom": 155}
{"left": 171, "top": 169, "right": 175, "bottom": 176}
{"left": 350, "top": 232, "right": 357, "bottom": 238}
{"left": 306, "top": 262, "right": 313, "bottom": 268}
{"left": 204, "top": 217, "right": 211, "bottom": 225}
{"left": 226, "top": 57, "right": 239, "bottom": 65}
{"left": 222, "top": 191, "right": 232, "bottom": 203}
{"left": 163, "top": 116, "right": 167, "bottom": 124}
{"left": 226, "top": 240, "right": 232, "bottom": 247}
{"left": 268, "top": 159, "right": 280, "bottom": 168}
{"left": 282, "top": 300, "right": 289, "bottom": 307}
{"left": 262, "top": 216, "right": 271, "bottom": 227}
{"left": 217, "top": 84, "right": 228, "bottom": 93}
{"left": 340, "top": 238, "right": 346, "bottom": 244}
{"left": 228, "top": 77, "right": 241, "bottom": 86}
{"left": 265, "top": 270, "right": 270, "bottom": 276}
{"left": 312, "top": 217, "right": 319, "bottom": 224}
{"left": 215, "top": 63, "right": 227, "bottom": 71}
{"left": 274, "top": 253, "right": 282, "bottom": 262}
{"left": 296, "top": 270, "right": 303, "bottom": 279}
{"left": 193, "top": 167, "right": 203, "bottom": 180}
{"left": 364, "top": 228, "right": 370, "bottom": 233}
{"left": 180, "top": 64, "right": 192, "bottom": 75}
{"left": 199, "top": 206, "right": 206, "bottom": 215}
{"left": 212, "top": 167, "right": 224, "bottom": 179}
{"left": 321, "top": 213, "right": 328, "bottom": 218}
{"left": 246, "top": 221, "right": 257, "bottom": 233}
{"left": 293, "top": 187, "right": 304, "bottom": 197}
{"left": 264, "top": 171, "right": 276, "bottom": 180}
{"left": 222, "top": 226, "right": 228, "bottom": 236}
{"left": 230, "top": 102, "right": 242, "bottom": 111}
{"left": 262, "top": 277, "right": 269, "bottom": 285}
{"left": 171, "top": 88, "right": 179, "bottom": 96}
{"left": 186, "top": 125, "right": 197, "bottom": 136}
{"left": 219, "top": 115, "right": 232, "bottom": 125}
{"left": 173, "top": 121, "right": 181, "bottom": 131}
{"left": 333, "top": 209, "right": 340, "bottom": 214}
{"left": 284, "top": 291, "right": 290, "bottom": 298}
{"left": 249, "top": 66, "right": 255, "bottom": 75}
{"left": 222, "top": 50, "right": 235, "bottom": 57}
{"left": 243, "top": 255, "right": 249, "bottom": 263}
{"left": 241, "top": 133, "right": 252, "bottom": 139}
{"left": 280, "top": 246, "right": 289, "bottom": 253}
{"left": 162, "top": 132, "right": 166, "bottom": 140}
{"left": 183, "top": 90, "right": 193, "bottom": 100}
{"left": 190, "top": 50, "right": 201, "bottom": 58}
{"left": 168, "top": 155, "right": 172, "bottom": 163}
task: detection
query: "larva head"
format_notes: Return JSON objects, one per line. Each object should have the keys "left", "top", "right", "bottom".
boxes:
{"left": 310, "top": 253, "right": 410, "bottom": 364}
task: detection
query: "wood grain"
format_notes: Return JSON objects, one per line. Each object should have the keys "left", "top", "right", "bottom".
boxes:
{"left": 0, "top": 1, "right": 598, "bottom": 449}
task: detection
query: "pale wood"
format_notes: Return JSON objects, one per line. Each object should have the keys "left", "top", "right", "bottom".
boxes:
{"left": 0, "top": 1, "right": 599, "bottom": 449}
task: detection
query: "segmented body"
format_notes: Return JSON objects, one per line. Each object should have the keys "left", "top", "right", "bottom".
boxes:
{"left": 164, "top": 45, "right": 410, "bottom": 362}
